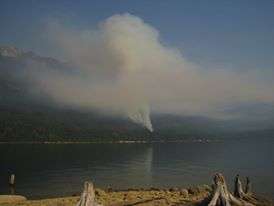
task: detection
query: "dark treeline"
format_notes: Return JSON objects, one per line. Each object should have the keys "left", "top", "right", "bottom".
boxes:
{"left": 1, "top": 103, "right": 274, "bottom": 142}
{"left": 0, "top": 102, "right": 227, "bottom": 142}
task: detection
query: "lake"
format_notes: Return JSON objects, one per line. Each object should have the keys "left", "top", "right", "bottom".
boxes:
{"left": 0, "top": 137, "right": 273, "bottom": 199}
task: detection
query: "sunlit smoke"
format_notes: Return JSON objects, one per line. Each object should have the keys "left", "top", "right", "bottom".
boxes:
{"left": 26, "top": 13, "right": 274, "bottom": 131}
{"left": 128, "top": 105, "right": 153, "bottom": 132}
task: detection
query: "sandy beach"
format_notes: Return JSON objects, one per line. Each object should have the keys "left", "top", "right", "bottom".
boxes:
{"left": 0, "top": 185, "right": 210, "bottom": 206}
{"left": 1, "top": 185, "right": 272, "bottom": 206}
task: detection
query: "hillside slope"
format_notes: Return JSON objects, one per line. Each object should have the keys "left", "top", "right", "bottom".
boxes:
{"left": 0, "top": 46, "right": 273, "bottom": 141}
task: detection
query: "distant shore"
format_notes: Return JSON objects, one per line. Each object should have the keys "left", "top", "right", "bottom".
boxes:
{"left": 0, "top": 139, "right": 220, "bottom": 144}
{"left": 1, "top": 136, "right": 269, "bottom": 145}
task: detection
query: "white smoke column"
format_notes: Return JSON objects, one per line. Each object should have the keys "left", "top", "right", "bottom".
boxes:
{"left": 128, "top": 105, "right": 153, "bottom": 132}
{"left": 42, "top": 13, "right": 162, "bottom": 131}
{"left": 29, "top": 13, "right": 274, "bottom": 131}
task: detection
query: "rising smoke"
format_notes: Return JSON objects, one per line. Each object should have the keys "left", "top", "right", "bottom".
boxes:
{"left": 29, "top": 13, "right": 274, "bottom": 131}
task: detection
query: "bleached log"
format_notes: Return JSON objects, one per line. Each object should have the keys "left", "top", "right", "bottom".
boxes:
{"left": 9, "top": 174, "right": 16, "bottom": 195}
{"left": 245, "top": 177, "right": 251, "bottom": 194}
{"left": 76, "top": 181, "right": 102, "bottom": 206}
{"left": 208, "top": 173, "right": 254, "bottom": 206}
{"left": 234, "top": 174, "right": 245, "bottom": 198}
{"left": 9, "top": 174, "right": 15, "bottom": 186}
{"left": 208, "top": 173, "right": 231, "bottom": 206}
{"left": 208, "top": 185, "right": 222, "bottom": 206}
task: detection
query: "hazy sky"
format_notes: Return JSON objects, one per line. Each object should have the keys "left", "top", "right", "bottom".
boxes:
{"left": 0, "top": 0, "right": 274, "bottom": 72}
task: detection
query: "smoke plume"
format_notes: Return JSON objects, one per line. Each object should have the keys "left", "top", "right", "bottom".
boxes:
{"left": 29, "top": 13, "right": 274, "bottom": 131}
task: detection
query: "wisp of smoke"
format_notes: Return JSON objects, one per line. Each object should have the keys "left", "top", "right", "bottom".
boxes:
{"left": 128, "top": 105, "right": 153, "bottom": 132}
{"left": 29, "top": 13, "right": 274, "bottom": 131}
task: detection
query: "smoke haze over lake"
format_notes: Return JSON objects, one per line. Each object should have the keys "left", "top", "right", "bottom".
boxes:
{"left": 21, "top": 13, "right": 273, "bottom": 130}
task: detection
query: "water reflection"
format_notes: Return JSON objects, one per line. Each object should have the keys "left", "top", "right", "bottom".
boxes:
{"left": 0, "top": 138, "right": 273, "bottom": 199}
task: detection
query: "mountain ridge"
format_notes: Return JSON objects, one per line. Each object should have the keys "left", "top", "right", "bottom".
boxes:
{"left": 0, "top": 45, "right": 273, "bottom": 141}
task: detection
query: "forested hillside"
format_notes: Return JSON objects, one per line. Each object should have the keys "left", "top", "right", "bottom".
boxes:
{"left": 0, "top": 46, "right": 273, "bottom": 141}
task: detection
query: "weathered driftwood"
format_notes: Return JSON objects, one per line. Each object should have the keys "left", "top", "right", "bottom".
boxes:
{"left": 9, "top": 174, "right": 15, "bottom": 186}
{"left": 76, "top": 181, "right": 102, "bottom": 206}
{"left": 9, "top": 174, "right": 16, "bottom": 195}
{"left": 234, "top": 175, "right": 254, "bottom": 201}
{"left": 208, "top": 173, "right": 254, "bottom": 206}
{"left": 234, "top": 174, "right": 245, "bottom": 198}
{"left": 245, "top": 177, "right": 251, "bottom": 195}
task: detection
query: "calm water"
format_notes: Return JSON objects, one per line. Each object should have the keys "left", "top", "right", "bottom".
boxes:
{"left": 0, "top": 138, "right": 273, "bottom": 199}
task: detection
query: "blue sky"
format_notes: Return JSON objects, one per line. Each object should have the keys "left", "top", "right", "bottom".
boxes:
{"left": 0, "top": 0, "right": 273, "bottom": 72}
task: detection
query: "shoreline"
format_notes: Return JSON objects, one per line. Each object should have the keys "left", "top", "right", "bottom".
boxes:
{"left": 1, "top": 185, "right": 272, "bottom": 206}
{"left": 0, "top": 139, "right": 221, "bottom": 144}
{"left": 1, "top": 136, "right": 271, "bottom": 145}
{"left": 0, "top": 185, "right": 213, "bottom": 206}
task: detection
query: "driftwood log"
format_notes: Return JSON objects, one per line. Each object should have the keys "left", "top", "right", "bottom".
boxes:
{"left": 245, "top": 177, "right": 251, "bottom": 195}
{"left": 76, "top": 181, "right": 102, "bottom": 206}
{"left": 9, "top": 174, "right": 16, "bottom": 195}
{"left": 9, "top": 174, "right": 15, "bottom": 186}
{"left": 208, "top": 173, "right": 254, "bottom": 206}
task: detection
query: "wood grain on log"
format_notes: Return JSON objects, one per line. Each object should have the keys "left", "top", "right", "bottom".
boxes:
{"left": 76, "top": 181, "right": 102, "bottom": 206}
{"left": 208, "top": 173, "right": 254, "bottom": 206}
{"left": 245, "top": 177, "right": 252, "bottom": 194}
{"left": 9, "top": 174, "right": 15, "bottom": 186}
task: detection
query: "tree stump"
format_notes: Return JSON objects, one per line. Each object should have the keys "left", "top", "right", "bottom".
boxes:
{"left": 208, "top": 173, "right": 232, "bottom": 206}
{"left": 9, "top": 174, "right": 15, "bottom": 186}
{"left": 234, "top": 174, "right": 245, "bottom": 198}
{"left": 208, "top": 173, "right": 254, "bottom": 206}
{"left": 245, "top": 177, "right": 251, "bottom": 195}
{"left": 76, "top": 181, "right": 102, "bottom": 206}
{"left": 9, "top": 174, "right": 16, "bottom": 195}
